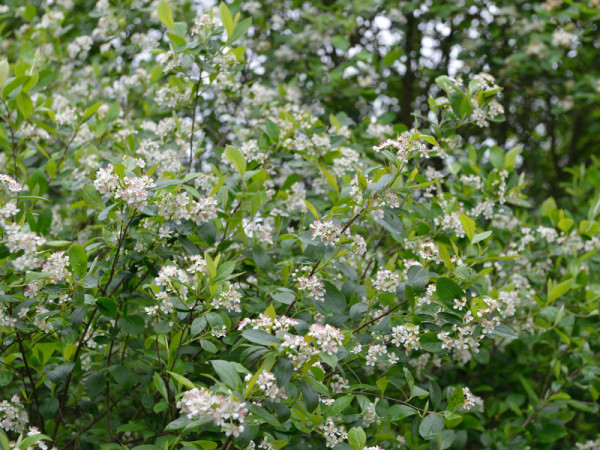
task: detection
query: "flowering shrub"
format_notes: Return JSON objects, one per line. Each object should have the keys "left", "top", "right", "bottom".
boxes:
{"left": 0, "top": 1, "right": 599, "bottom": 449}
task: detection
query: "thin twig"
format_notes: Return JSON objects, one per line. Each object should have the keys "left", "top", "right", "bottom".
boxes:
{"left": 57, "top": 125, "right": 81, "bottom": 169}
{"left": 519, "top": 351, "right": 599, "bottom": 432}
{"left": 52, "top": 215, "right": 135, "bottom": 442}
{"left": 188, "top": 78, "right": 202, "bottom": 172}
{"left": 1, "top": 99, "right": 19, "bottom": 180}
{"left": 353, "top": 300, "right": 408, "bottom": 334}
{"left": 169, "top": 299, "right": 200, "bottom": 372}
{"left": 59, "top": 385, "right": 138, "bottom": 450}
{"left": 220, "top": 436, "right": 233, "bottom": 450}
{"left": 105, "top": 310, "right": 118, "bottom": 440}
{"left": 350, "top": 391, "right": 432, "bottom": 414}
{"left": 284, "top": 260, "right": 320, "bottom": 315}
{"left": 16, "top": 331, "right": 45, "bottom": 433}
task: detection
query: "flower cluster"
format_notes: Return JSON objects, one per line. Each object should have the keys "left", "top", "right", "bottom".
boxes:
{"left": 294, "top": 272, "right": 325, "bottom": 302}
{"left": 0, "top": 396, "right": 28, "bottom": 434}
{"left": 94, "top": 165, "right": 155, "bottom": 209}
{"left": 238, "top": 314, "right": 298, "bottom": 333}
{"left": 372, "top": 132, "right": 430, "bottom": 161}
{"left": 43, "top": 251, "right": 71, "bottom": 282}
{"left": 211, "top": 285, "right": 242, "bottom": 313}
{"left": 310, "top": 220, "right": 343, "bottom": 246}
{"left": 320, "top": 417, "right": 348, "bottom": 448}
{"left": 373, "top": 269, "right": 400, "bottom": 293}
{"left": 177, "top": 388, "right": 248, "bottom": 437}
{"left": 391, "top": 323, "right": 421, "bottom": 352}
{"left": 249, "top": 371, "right": 287, "bottom": 402}
{"left": 0, "top": 174, "right": 22, "bottom": 193}
{"left": 308, "top": 323, "right": 345, "bottom": 355}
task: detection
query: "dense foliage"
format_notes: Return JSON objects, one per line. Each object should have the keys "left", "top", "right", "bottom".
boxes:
{"left": 0, "top": 1, "right": 599, "bottom": 449}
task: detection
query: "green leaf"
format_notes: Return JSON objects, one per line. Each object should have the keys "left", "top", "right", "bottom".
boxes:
{"left": 299, "top": 380, "right": 319, "bottom": 412}
{"left": 519, "top": 375, "right": 540, "bottom": 404}
{"left": 245, "top": 404, "right": 281, "bottom": 427}
{"left": 547, "top": 278, "right": 573, "bottom": 303}
{"left": 168, "top": 371, "right": 196, "bottom": 389}
{"left": 96, "top": 297, "right": 118, "bottom": 317}
{"left": 17, "top": 91, "right": 33, "bottom": 118}
{"left": 211, "top": 360, "right": 242, "bottom": 392}
{"left": 219, "top": 2, "right": 234, "bottom": 36}
{"left": 157, "top": 0, "right": 175, "bottom": 30}
{"left": 348, "top": 427, "right": 366, "bottom": 450}
{"left": 376, "top": 376, "right": 388, "bottom": 394}
{"left": 386, "top": 404, "right": 417, "bottom": 421}
{"left": 538, "top": 424, "right": 568, "bottom": 443}
{"left": 319, "top": 166, "right": 339, "bottom": 196}
{"left": 320, "top": 351, "right": 337, "bottom": 369}
{"left": 110, "top": 365, "right": 133, "bottom": 387}
{"left": 404, "top": 367, "right": 415, "bottom": 396}
{"left": 558, "top": 216, "right": 573, "bottom": 233}
{"left": 436, "top": 277, "right": 465, "bottom": 310}
{"left": 447, "top": 386, "right": 465, "bottom": 411}
{"left": 200, "top": 339, "right": 218, "bottom": 353}
{"left": 493, "top": 323, "right": 518, "bottom": 339}
{"left": 105, "top": 102, "right": 120, "bottom": 122}
{"left": 242, "top": 329, "right": 278, "bottom": 346}
{"left": 165, "top": 416, "right": 193, "bottom": 430}
{"left": 331, "top": 35, "right": 350, "bottom": 51}
{"left": 20, "top": 433, "right": 51, "bottom": 449}
{"left": 46, "top": 363, "right": 74, "bottom": 385}
{"left": 324, "top": 395, "right": 354, "bottom": 417}
{"left": 304, "top": 199, "right": 319, "bottom": 220}
{"left": 419, "top": 414, "right": 445, "bottom": 439}
{"left": 229, "top": 17, "right": 252, "bottom": 44}
{"left": 0, "top": 58, "right": 9, "bottom": 89}
{"left": 86, "top": 371, "right": 106, "bottom": 397}
{"left": 541, "top": 197, "right": 557, "bottom": 217}
{"left": 224, "top": 145, "right": 246, "bottom": 175}
{"left": 98, "top": 203, "right": 118, "bottom": 220}
{"left": 82, "top": 101, "right": 102, "bottom": 121}
{"left": 190, "top": 316, "right": 207, "bottom": 336}
{"left": 82, "top": 184, "right": 105, "bottom": 210}
{"left": 504, "top": 146, "right": 520, "bottom": 171}
{"left": 0, "top": 430, "right": 9, "bottom": 450}
{"left": 472, "top": 230, "right": 492, "bottom": 244}
{"left": 449, "top": 91, "right": 472, "bottom": 120}
{"left": 263, "top": 119, "right": 280, "bottom": 142}
{"left": 588, "top": 196, "right": 600, "bottom": 221}
{"left": 459, "top": 214, "right": 475, "bottom": 240}
{"left": 119, "top": 315, "right": 145, "bottom": 335}
{"left": 154, "top": 372, "right": 168, "bottom": 401}
{"left": 46, "top": 160, "right": 57, "bottom": 178}
{"left": 419, "top": 333, "right": 444, "bottom": 353}
{"left": 69, "top": 244, "right": 87, "bottom": 278}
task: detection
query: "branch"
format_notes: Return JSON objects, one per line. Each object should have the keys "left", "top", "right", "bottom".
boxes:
{"left": 284, "top": 260, "right": 320, "bottom": 315}
{"left": 60, "top": 383, "right": 140, "bottom": 450}
{"left": 188, "top": 78, "right": 202, "bottom": 172}
{"left": 52, "top": 215, "right": 135, "bottom": 443}
{"left": 353, "top": 299, "right": 408, "bottom": 334}
{"left": 16, "top": 331, "right": 45, "bottom": 433}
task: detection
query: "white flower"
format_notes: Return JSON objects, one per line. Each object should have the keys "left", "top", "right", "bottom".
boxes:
{"left": 212, "top": 285, "right": 242, "bottom": 312}
{"left": 310, "top": 220, "right": 343, "bottom": 246}
{"left": 0, "top": 174, "right": 23, "bottom": 192}
{"left": 43, "top": 251, "right": 72, "bottom": 282}
{"left": 0, "top": 396, "right": 29, "bottom": 433}
{"left": 177, "top": 388, "right": 248, "bottom": 437}
{"left": 191, "top": 197, "right": 218, "bottom": 224}
{"left": 391, "top": 323, "right": 420, "bottom": 352}
{"left": 308, "top": 323, "right": 344, "bottom": 355}
{"left": 373, "top": 269, "right": 400, "bottom": 293}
